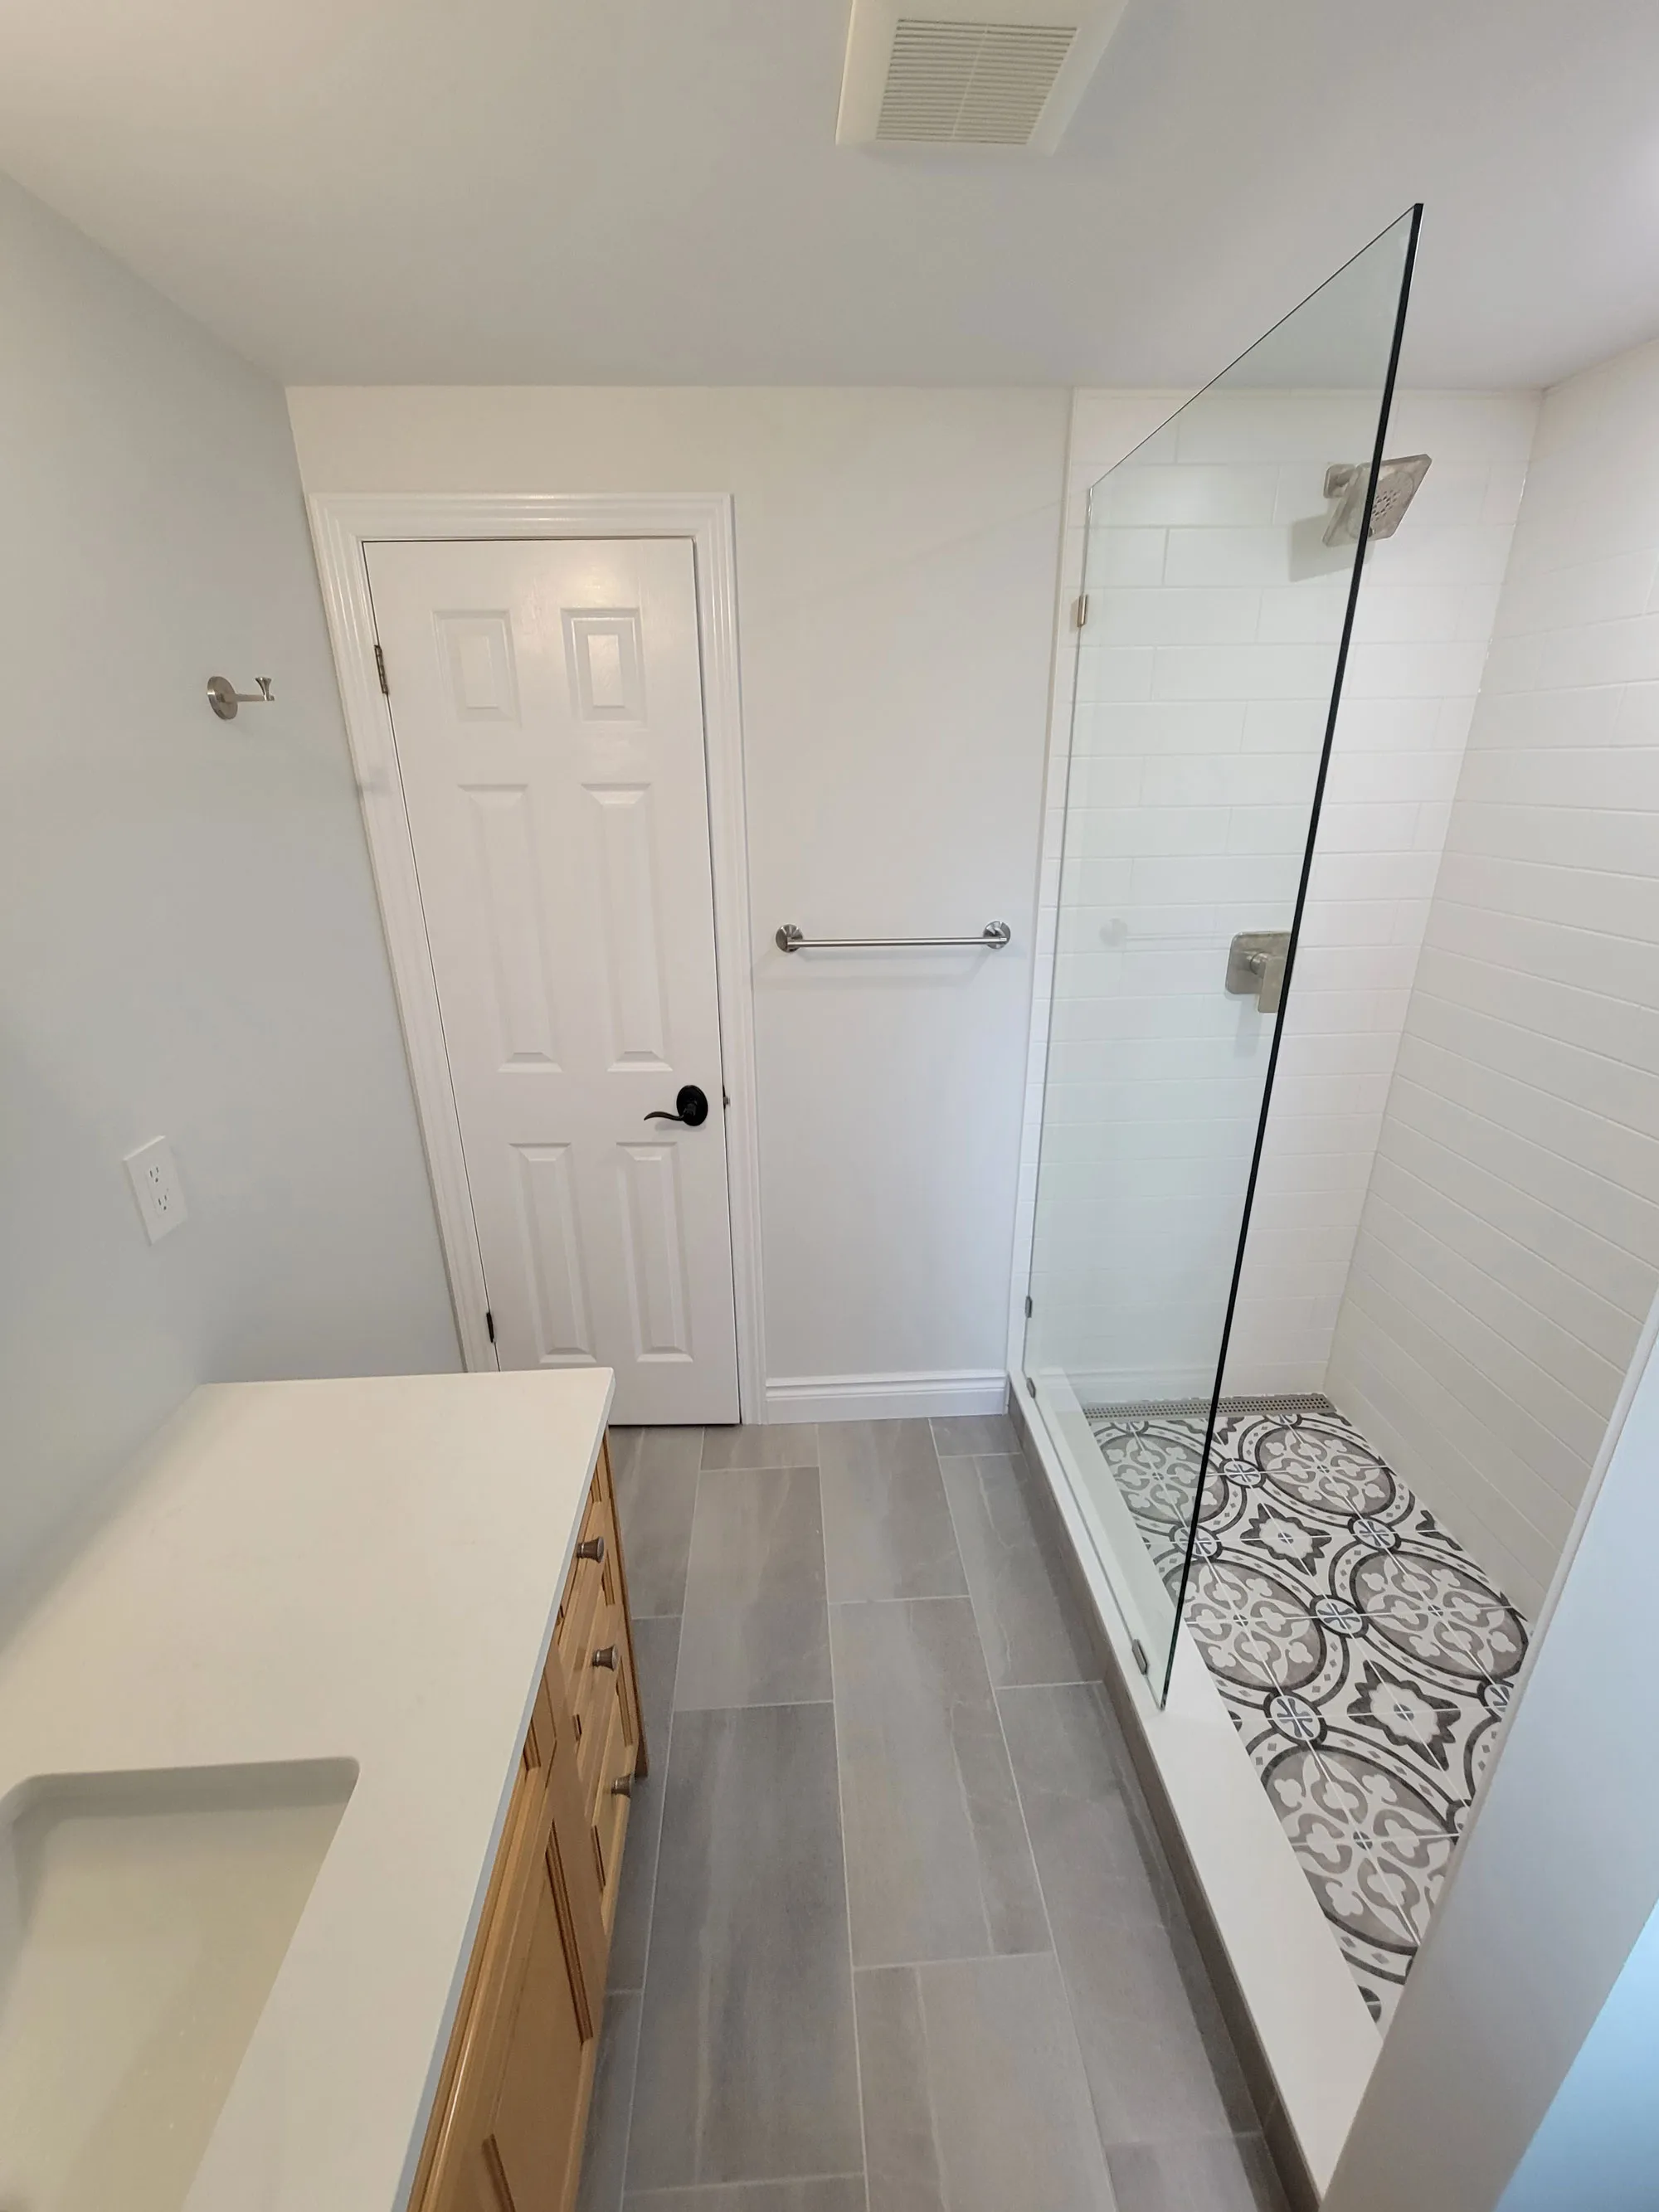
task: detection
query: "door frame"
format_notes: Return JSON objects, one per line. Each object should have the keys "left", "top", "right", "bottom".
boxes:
{"left": 307, "top": 491, "right": 766, "bottom": 1419}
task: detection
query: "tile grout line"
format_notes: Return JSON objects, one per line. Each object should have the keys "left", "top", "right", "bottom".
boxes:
{"left": 817, "top": 1448, "right": 873, "bottom": 2212}
{"left": 852, "top": 1944, "right": 1058, "bottom": 1972}
{"left": 674, "top": 1696, "right": 837, "bottom": 1712}
{"left": 625, "top": 2178, "right": 868, "bottom": 2206}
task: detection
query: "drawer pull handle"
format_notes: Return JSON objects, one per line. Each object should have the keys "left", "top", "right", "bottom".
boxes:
{"left": 592, "top": 1644, "right": 619, "bottom": 1670}
{"left": 575, "top": 1536, "right": 606, "bottom": 1564}
{"left": 610, "top": 1775, "right": 634, "bottom": 1799}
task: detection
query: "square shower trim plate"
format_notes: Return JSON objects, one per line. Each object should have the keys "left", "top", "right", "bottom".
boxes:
{"left": 1012, "top": 1369, "right": 1379, "bottom": 2202}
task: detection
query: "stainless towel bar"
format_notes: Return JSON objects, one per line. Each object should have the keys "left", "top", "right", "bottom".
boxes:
{"left": 775, "top": 921, "right": 1011, "bottom": 953}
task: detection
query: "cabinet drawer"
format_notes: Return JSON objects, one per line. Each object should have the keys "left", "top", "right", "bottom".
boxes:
{"left": 569, "top": 1510, "right": 627, "bottom": 1782}
{"left": 575, "top": 1626, "right": 638, "bottom": 1823}
{"left": 587, "top": 1670, "right": 634, "bottom": 1927}
{"left": 554, "top": 1489, "right": 609, "bottom": 1667}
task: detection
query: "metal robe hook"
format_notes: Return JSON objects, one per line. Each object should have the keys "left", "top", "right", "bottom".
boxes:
{"left": 207, "top": 676, "right": 275, "bottom": 721}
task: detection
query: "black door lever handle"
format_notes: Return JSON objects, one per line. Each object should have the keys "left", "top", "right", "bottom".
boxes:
{"left": 644, "top": 1083, "right": 710, "bottom": 1128}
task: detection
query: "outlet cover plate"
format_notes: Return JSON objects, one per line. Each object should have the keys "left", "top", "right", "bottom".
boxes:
{"left": 124, "top": 1136, "right": 187, "bottom": 1243}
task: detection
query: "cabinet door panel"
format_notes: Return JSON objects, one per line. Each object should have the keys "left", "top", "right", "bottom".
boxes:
{"left": 542, "top": 1643, "right": 607, "bottom": 2022}
{"left": 482, "top": 1852, "right": 593, "bottom": 2212}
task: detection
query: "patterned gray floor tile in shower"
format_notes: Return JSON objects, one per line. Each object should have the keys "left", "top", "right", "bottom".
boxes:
{"left": 1087, "top": 1398, "right": 1529, "bottom": 2028}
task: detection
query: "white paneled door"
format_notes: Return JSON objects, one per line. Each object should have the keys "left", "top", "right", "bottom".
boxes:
{"left": 365, "top": 537, "right": 739, "bottom": 1423}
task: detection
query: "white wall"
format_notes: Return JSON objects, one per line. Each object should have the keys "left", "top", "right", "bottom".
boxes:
{"left": 1328, "top": 338, "right": 1659, "bottom": 1616}
{"left": 1323, "top": 1292, "right": 1659, "bottom": 2212}
{"left": 0, "top": 177, "right": 458, "bottom": 1599}
{"left": 1014, "top": 386, "right": 1533, "bottom": 1399}
{"left": 286, "top": 386, "right": 1068, "bottom": 1417}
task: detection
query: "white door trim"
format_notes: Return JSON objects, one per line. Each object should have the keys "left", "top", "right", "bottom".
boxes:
{"left": 306, "top": 491, "right": 766, "bottom": 1418}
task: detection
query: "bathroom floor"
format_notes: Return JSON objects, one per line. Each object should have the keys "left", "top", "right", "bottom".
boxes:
{"left": 580, "top": 1416, "right": 1289, "bottom": 2212}
{"left": 1087, "top": 1398, "right": 1530, "bottom": 2028}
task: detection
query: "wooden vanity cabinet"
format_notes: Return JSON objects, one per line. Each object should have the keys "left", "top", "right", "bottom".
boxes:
{"left": 411, "top": 1437, "right": 643, "bottom": 2212}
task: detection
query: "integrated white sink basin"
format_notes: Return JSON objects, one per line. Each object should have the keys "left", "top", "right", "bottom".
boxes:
{"left": 0, "top": 1759, "right": 356, "bottom": 2212}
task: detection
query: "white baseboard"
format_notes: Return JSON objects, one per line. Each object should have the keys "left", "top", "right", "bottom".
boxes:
{"left": 763, "top": 1369, "right": 1009, "bottom": 1424}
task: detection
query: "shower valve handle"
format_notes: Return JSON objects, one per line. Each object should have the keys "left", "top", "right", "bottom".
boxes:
{"left": 1226, "top": 931, "right": 1292, "bottom": 1016}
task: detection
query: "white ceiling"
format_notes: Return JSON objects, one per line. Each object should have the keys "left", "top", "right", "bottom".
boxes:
{"left": 1, "top": 0, "right": 1656, "bottom": 391}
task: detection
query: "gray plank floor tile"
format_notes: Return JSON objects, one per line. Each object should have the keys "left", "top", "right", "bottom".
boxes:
{"left": 941, "top": 1453, "right": 1101, "bottom": 1688}
{"left": 1104, "top": 2135, "right": 1287, "bottom": 2212}
{"left": 609, "top": 1428, "right": 643, "bottom": 1481}
{"left": 830, "top": 1597, "right": 1048, "bottom": 1965}
{"left": 578, "top": 1989, "right": 643, "bottom": 2212}
{"left": 684, "top": 1468, "right": 827, "bottom": 1605}
{"left": 614, "top": 1428, "right": 703, "bottom": 1616}
{"left": 853, "top": 1966, "right": 946, "bottom": 2212}
{"left": 625, "top": 2184, "right": 866, "bottom": 2211}
{"left": 999, "top": 1683, "right": 1244, "bottom": 2146}
{"left": 610, "top": 1614, "right": 683, "bottom": 1993}
{"left": 857, "top": 1956, "right": 1115, "bottom": 2212}
{"left": 701, "top": 1424, "right": 820, "bottom": 1470}
{"left": 675, "top": 1602, "right": 831, "bottom": 1710}
{"left": 820, "top": 1422, "right": 966, "bottom": 1603}
{"left": 677, "top": 1468, "right": 830, "bottom": 1709}
{"left": 929, "top": 1414, "right": 1018, "bottom": 1456}
{"left": 628, "top": 1704, "right": 862, "bottom": 2190}
{"left": 611, "top": 1427, "right": 703, "bottom": 1480}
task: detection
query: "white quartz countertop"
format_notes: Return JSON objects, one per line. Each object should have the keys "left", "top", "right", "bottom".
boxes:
{"left": 0, "top": 1367, "right": 615, "bottom": 2212}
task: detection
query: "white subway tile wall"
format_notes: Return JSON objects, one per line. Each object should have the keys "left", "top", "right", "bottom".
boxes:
{"left": 1013, "top": 388, "right": 1537, "bottom": 1409}
{"left": 1326, "top": 342, "right": 1659, "bottom": 1616}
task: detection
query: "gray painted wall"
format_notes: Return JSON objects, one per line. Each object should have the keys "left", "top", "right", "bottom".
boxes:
{"left": 1496, "top": 1893, "right": 1659, "bottom": 2212}
{"left": 0, "top": 173, "right": 458, "bottom": 1602}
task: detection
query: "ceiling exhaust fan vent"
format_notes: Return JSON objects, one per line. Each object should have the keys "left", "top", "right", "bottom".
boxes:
{"left": 838, "top": 0, "right": 1126, "bottom": 152}
{"left": 876, "top": 21, "right": 1077, "bottom": 145}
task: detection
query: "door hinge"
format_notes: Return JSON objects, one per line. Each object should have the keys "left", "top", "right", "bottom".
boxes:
{"left": 374, "top": 642, "right": 390, "bottom": 697}
{"left": 485, "top": 1309, "right": 495, "bottom": 1345}
{"left": 1024, "top": 1374, "right": 1037, "bottom": 1399}
{"left": 1024, "top": 1294, "right": 1033, "bottom": 1319}
{"left": 1072, "top": 593, "right": 1089, "bottom": 630}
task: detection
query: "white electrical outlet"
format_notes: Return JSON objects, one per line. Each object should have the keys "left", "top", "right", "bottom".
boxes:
{"left": 124, "top": 1136, "right": 187, "bottom": 1243}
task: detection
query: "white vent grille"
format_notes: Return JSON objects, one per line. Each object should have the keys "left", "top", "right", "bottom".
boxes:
{"left": 874, "top": 19, "right": 1077, "bottom": 144}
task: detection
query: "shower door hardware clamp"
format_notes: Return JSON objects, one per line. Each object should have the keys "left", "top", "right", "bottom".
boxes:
{"left": 1073, "top": 593, "right": 1089, "bottom": 630}
{"left": 207, "top": 675, "right": 275, "bottom": 721}
{"left": 1226, "top": 930, "right": 1292, "bottom": 1015}
{"left": 775, "top": 921, "right": 1011, "bottom": 953}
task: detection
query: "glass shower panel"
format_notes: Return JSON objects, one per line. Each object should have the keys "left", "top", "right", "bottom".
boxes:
{"left": 1022, "top": 209, "right": 1420, "bottom": 1701}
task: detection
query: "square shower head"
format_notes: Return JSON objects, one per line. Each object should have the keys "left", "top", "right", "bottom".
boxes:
{"left": 1322, "top": 453, "right": 1433, "bottom": 544}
